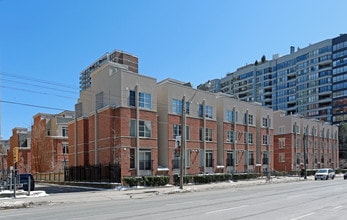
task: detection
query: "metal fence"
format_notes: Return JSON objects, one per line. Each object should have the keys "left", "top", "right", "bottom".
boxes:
{"left": 33, "top": 172, "right": 65, "bottom": 182}
{"left": 64, "top": 163, "right": 121, "bottom": 183}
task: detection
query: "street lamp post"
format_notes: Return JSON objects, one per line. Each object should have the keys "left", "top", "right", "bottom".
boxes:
{"left": 178, "top": 88, "right": 204, "bottom": 190}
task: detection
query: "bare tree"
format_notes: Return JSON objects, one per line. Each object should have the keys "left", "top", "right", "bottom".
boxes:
{"left": 31, "top": 122, "right": 52, "bottom": 173}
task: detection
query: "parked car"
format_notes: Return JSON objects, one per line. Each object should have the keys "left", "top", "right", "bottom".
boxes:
{"left": 19, "top": 173, "right": 35, "bottom": 191}
{"left": 314, "top": 168, "right": 335, "bottom": 180}
{"left": 344, "top": 172, "right": 347, "bottom": 180}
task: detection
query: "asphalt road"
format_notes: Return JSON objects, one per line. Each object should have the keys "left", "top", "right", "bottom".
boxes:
{"left": 35, "top": 183, "right": 102, "bottom": 194}
{"left": 2, "top": 178, "right": 347, "bottom": 220}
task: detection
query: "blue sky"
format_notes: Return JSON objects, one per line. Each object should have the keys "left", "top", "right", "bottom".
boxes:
{"left": 0, "top": 0, "right": 346, "bottom": 140}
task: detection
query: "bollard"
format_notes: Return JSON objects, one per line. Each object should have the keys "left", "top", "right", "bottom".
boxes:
{"left": 13, "top": 170, "right": 16, "bottom": 198}
{"left": 28, "top": 176, "right": 31, "bottom": 196}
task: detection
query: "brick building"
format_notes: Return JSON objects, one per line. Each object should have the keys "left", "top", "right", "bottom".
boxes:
{"left": 157, "top": 79, "right": 219, "bottom": 176}
{"left": 69, "top": 51, "right": 158, "bottom": 178}
{"left": 8, "top": 128, "right": 31, "bottom": 173}
{"left": 215, "top": 94, "right": 274, "bottom": 174}
{"left": 69, "top": 50, "right": 339, "bottom": 182}
{"left": 31, "top": 111, "right": 74, "bottom": 173}
{"left": 273, "top": 111, "right": 339, "bottom": 172}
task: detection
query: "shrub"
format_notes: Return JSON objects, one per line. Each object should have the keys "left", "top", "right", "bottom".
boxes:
{"left": 122, "top": 176, "right": 170, "bottom": 187}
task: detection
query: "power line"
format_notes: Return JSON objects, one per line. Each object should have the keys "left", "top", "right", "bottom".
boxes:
{"left": 0, "top": 78, "right": 78, "bottom": 94}
{"left": 0, "top": 85, "right": 77, "bottom": 100}
{"left": 0, "top": 71, "right": 78, "bottom": 90}
{"left": 0, "top": 100, "right": 69, "bottom": 111}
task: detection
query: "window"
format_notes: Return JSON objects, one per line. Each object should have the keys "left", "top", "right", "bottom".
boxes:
{"left": 185, "top": 149, "right": 190, "bottom": 167}
{"left": 129, "top": 90, "right": 136, "bottom": 107}
{"left": 129, "top": 90, "right": 152, "bottom": 109}
{"left": 262, "top": 152, "right": 269, "bottom": 164}
{"left": 130, "top": 120, "right": 152, "bottom": 138}
{"left": 186, "top": 126, "right": 190, "bottom": 140}
{"left": 248, "top": 151, "right": 254, "bottom": 165}
{"left": 279, "top": 126, "right": 285, "bottom": 134}
{"left": 226, "top": 110, "right": 238, "bottom": 122}
{"left": 139, "top": 150, "right": 151, "bottom": 170}
{"left": 139, "top": 121, "right": 152, "bottom": 137}
{"left": 262, "top": 134, "right": 269, "bottom": 145}
{"left": 226, "top": 130, "right": 234, "bottom": 143}
{"left": 226, "top": 151, "right": 234, "bottom": 166}
{"left": 139, "top": 92, "right": 151, "bottom": 109}
{"left": 248, "top": 114, "right": 253, "bottom": 125}
{"left": 173, "top": 124, "right": 181, "bottom": 139}
{"left": 244, "top": 113, "right": 254, "bottom": 125}
{"left": 62, "top": 143, "right": 68, "bottom": 154}
{"left": 279, "top": 138, "right": 285, "bottom": 149}
{"left": 47, "top": 128, "right": 51, "bottom": 136}
{"left": 172, "top": 99, "right": 190, "bottom": 115}
{"left": 244, "top": 132, "right": 254, "bottom": 144}
{"left": 226, "top": 110, "right": 233, "bottom": 122}
{"left": 205, "top": 106, "right": 213, "bottom": 118}
{"left": 173, "top": 124, "right": 190, "bottom": 140}
{"left": 172, "top": 150, "right": 180, "bottom": 169}
{"left": 199, "top": 104, "right": 213, "bottom": 118}
{"left": 62, "top": 126, "right": 68, "bottom": 137}
{"left": 130, "top": 148, "right": 135, "bottom": 169}
{"left": 262, "top": 117, "right": 270, "bottom": 127}
{"left": 296, "top": 153, "right": 300, "bottom": 165}
{"left": 279, "top": 153, "right": 285, "bottom": 162}
{"left": 172, "top": 99, "right": 181, "bottom": 114}
{"left": 200, "top": 128, "right": 213, "bottom": 141}
{"left": 206, "top": 150, "right": 213, "bottom": 167}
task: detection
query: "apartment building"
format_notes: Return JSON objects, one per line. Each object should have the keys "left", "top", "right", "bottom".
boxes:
{"left": 31, "top": 111, "right": 74, "bottom": 173}
{"left": 71, "top": 51, "right": 278, "bottom": 180}
{"left": 79, "top": 50, "right": 138, "bottom": 92}
{"left": 157, "top": 79, "right": 219, "bottom": 176}
{"left": 69, "top": 51, "right": 158, "bottom": 178}
{"left": 216, "top": 95, "right": 274, "bottom": 174}
{"left": 70, "top": 50, "right": 340, "bottom": 182}
{"left": 8, "top": 128, "right": 31, "bottom": 174}
{"left": 273, "top": 111, "right": 339, "bottom": 172}
{"left": 202, "top": 34, "right": 347, "bottom": 125}
{"left": 332, "top": 34, "right": 347, "bottom": 124}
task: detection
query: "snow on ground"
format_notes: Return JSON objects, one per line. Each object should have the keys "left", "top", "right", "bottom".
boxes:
{"left": 0, "top": 190, "right": 48, "bottom": 199}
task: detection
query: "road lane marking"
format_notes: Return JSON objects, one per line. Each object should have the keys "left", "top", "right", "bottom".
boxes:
{"left": 205, "top": 205, "right": 248, "bottom": 214}
{"left": 290, "top": 212, "right": 315, "bottom": 220}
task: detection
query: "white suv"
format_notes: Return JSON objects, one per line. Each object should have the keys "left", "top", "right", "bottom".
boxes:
{"left": 314, "top": 168, "right": 335, "bottom": 180}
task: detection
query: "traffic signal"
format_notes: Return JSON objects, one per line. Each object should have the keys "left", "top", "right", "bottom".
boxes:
{"left": 13, "top": 147, "right": 19, "bottom": 163}
{"left": 175, "top": 136, "right": 181, "bottom": 157}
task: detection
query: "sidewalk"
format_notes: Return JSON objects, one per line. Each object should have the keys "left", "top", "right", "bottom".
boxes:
{"left": 0, "top": 176, "right": 310, "bottom": 209}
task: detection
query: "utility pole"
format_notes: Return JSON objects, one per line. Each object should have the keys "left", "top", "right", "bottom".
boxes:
{"left": 180, "top": 96, "right": 186, "bottom": 190}
{"left": 303, "top": 125, "right": 308, "bottom": 180}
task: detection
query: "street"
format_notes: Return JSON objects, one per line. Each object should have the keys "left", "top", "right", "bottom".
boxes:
{"left": 1, "top": 178, "right": 347, "bottom": 219}
{"left": 35, "top": 183, "right": 103, "bottom": 194}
